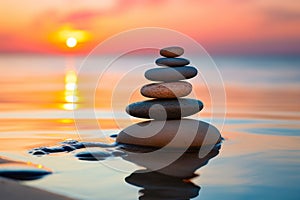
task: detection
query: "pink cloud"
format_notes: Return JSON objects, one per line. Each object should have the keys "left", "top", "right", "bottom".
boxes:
{"left": 61, "top": 10, "right": 101, "bottom": 23}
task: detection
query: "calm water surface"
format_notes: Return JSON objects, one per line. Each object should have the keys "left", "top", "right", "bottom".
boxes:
{"left": 0, "top": 55, "right": 299, "bottom": 200}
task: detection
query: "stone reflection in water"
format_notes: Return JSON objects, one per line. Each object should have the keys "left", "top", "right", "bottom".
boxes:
{"left": 124, "top": 145, "right": 220, "bottom": 200}
{"left": 127, "top": 170, "right": 200, "bottom": 200}
{"left": 118, "top": 118, "right": 221, "bottom": 200}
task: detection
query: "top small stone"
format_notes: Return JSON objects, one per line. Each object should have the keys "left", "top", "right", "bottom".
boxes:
{"left": 160, "top": 46, "right": 184, "bottom": 58}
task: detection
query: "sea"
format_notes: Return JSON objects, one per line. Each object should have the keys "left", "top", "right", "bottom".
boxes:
{"left": 0, "top": 54, "right": 299, "bottom": 200}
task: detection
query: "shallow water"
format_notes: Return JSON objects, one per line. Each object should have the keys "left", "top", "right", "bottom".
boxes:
{"left": 0, "top": 55, "right": 299, "bottom": 200}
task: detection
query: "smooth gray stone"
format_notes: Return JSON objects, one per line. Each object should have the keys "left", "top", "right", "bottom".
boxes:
{"left": 0, "top": 158, "right": 52, "bottom": 180}
{"left": 155, "top": 58, "right": 190, "bottom": 67}
{"left": 141, "top": 81, "right": 192, "bottom": 99}
{"left": 145, "top": 66, "right": 198, "bottom": 81}
{"left": 75, "top": 151, "right": 112, "bottom": 161}
{"left": 160, "top": 46, "right": 184, "bottom": 58}
{"left": 126, "top": 98, "right": 203, "bottom": 120}
{"left": 0, "top": 168, "right": 51, "bottom": 180}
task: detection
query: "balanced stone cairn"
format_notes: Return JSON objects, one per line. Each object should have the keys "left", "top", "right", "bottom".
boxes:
{"left": 126, "top": 46, "right": 202, "bottom": 120}
{"left": 117, "top": 46, "right": 221, "bottom": 148}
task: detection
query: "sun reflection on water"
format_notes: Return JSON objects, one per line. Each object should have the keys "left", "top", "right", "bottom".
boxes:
{"left": 63, "top": 70, "right": 79, "bottom": 110}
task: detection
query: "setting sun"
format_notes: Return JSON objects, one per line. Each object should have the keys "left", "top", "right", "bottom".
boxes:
{"left": 66, "top": 37, "right": 77, "bottom": 48}
{"left": 48, "top": 26, "right": 91, "bottom": 52}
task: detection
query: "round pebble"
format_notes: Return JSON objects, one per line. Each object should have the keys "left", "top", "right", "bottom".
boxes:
{"left": 32, "top": 150, "right": 47, "bottom": 156}
{"left": 62, "top": 145, "right": 76, "bottom": 152}
{"left": 110, "top": 134, "right": 118, "bottom": 138}
{"left": 126, "top": 98, "right": 203, "bottom": 120}
{"left": 145, "top": 66, "right": 198, "bottom": 81}
{"left": 0, "top": 168, "right": 51, "bottom": 180}
{"left": 155, "top": 58, "right": 190, "bottom": 67}
{"left": 75, "top": 151, "right": 112, "bottom": 161}
{"left": 141, "top": 81, "right": 192, "bottom": 98}
{"left": 0, "top": 160, "right": 52, "bottom": 181}
{"left": 116, "top": 119, "right": 222, "bottom": 148}
{"left": 160, "top": 46, "right": 184, "bottom": 58}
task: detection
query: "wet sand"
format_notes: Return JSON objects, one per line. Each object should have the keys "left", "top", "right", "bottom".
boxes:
{"left": 0, "top": 177, "right": 74, "bottom": 200}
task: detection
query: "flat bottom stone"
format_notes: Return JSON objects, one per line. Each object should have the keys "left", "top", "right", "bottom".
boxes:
{"left": 116, "top": 119, "right": 222, "bottom": 148}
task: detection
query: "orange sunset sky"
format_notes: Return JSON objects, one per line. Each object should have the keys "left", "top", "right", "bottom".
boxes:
{"left": 0, "top": 0, "right": 299, "bottom": 55}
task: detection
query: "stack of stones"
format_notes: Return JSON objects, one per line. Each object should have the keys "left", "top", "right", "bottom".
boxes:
{"left": 117, "top": 46, "right": 222, "bottom": 148}
{"left": 125, "top": 46, "right": 203, "bottom": 120}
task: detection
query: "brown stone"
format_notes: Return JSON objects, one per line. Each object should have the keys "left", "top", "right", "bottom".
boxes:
{"left": 160, "top": 46, "right": 184, "bottom": 58}
{"left": 140, "top": 81, "right": 192, "bottom": 99}
{"left": 116, "top": 119, "right": 222, "bottom": 148}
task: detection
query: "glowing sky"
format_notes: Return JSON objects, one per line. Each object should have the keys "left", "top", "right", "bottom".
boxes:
{"left": 0, "top": 0, "right": 299, "bottom": 55}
